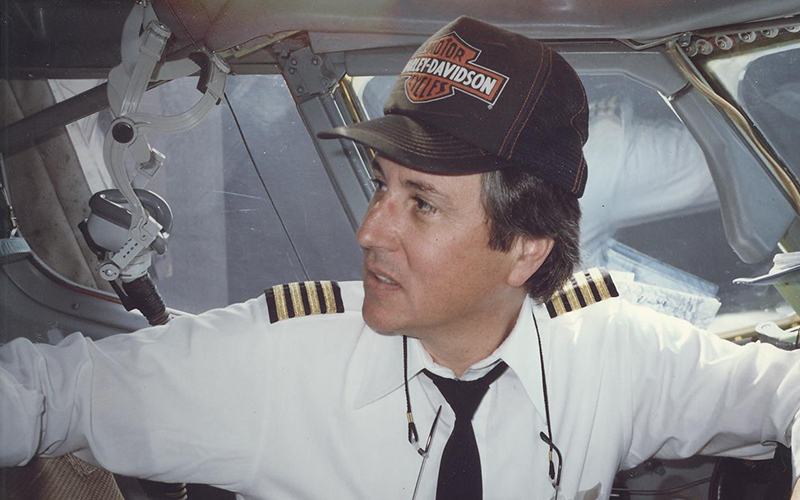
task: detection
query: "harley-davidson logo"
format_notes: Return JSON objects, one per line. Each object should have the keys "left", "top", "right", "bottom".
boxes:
{"left": 401, "top": 32, "right": 509, "bottom": 105}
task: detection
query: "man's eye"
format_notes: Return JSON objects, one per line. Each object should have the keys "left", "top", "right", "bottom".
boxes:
{"left": 414, "top": 197, "right": 437, "bottom": 214}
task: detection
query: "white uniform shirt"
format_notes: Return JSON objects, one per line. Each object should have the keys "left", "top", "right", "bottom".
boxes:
{"left": 2, "top": 281, "right": 800, "bottom": 500}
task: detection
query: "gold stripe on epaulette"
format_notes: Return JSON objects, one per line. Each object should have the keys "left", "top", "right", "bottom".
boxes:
{"left": 545, "top": 267, "right": 618, "bottom": 319}
{"left": 320, "top": 281, "right": 337, "bottom": 314}
{"left": 265, "top": 280, "right": 345, "bottom": 324}
{"left": 562, "top": 281, "right": 582, "bottom": 312}
{"left": 288, "top": 282, "right": 305, "bottom": 318}
{"left": 272, "top": 284, "right": 289, "bottom": 321}
{"left": 304, "top": 280, "right": 321, "bottom": 315}
{"left": 550, "top": 293, "right": 567, "bottom": 317}
{"left": 573, "top": 272, "right": 596, "bottom": 308}
{"left": 588, "top": 267, "right": 613, "bottom": 300}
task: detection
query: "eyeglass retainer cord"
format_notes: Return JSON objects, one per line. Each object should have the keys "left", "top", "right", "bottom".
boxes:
{"left": 401, "top": 308, "right": 561, "bottom": 496}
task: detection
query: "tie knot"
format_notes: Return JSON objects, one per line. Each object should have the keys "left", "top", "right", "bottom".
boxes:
{"left": 423, "top": 362, "right": 508, "bottom": 421}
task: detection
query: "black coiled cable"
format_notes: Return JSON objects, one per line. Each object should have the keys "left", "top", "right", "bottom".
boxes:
{"left": 121, "top": 276, "right": 170, "bottom": 326}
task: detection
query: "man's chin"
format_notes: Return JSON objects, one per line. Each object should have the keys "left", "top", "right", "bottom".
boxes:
{"left": 361, "top": 302, "right": 404, "bottom": 335}
{"left": 361, "top": 308, "right": 395, "bottom": 334}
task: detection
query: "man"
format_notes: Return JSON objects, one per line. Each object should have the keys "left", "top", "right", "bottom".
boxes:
{"left": 2, "top": 16, "right": 800, "bottom": 500}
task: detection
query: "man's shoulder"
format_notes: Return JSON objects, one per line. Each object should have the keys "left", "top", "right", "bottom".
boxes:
{"left": 249, "top": 280, "right": 368, "bottom": 347}
{"left": 542, "top": 268, "right": 704, "bottom": 351}
{"left": 544, "top": 267, "right": 622, "bottom": 321}
{"left": 262, "top": 280, "right": 364, "bottom": 325}
{"left": 249, "top": 281, "right": 371, "bottom": 381}
{"left": 193, "top": 280, "right": 369, "bottom": 368}
{"left": 541, "top": 267, "right": 672, "bottom": 345}
{"left": 178, "top": 280, "right": 365, "bottom": 337}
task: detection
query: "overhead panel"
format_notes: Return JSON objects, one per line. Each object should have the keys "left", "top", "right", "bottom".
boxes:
{"left": 153, "top": 0, "right": 800, "bottom": 54}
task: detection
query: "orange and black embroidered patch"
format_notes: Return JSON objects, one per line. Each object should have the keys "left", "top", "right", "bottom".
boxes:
{"left": 265, "top": 280, "right": 345, "bottom": 324}
{"left": 545, "top": 267, "right": 618, "bottom": 319}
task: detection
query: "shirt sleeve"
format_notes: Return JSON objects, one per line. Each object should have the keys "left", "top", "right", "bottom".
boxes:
{"left": 622, "top": 304, "right": 800, "bottom": 480}
{"left": 0, "top": 296, "right": 273, "bottom": 491}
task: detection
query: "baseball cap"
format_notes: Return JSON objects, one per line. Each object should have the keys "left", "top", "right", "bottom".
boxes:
{"left": 317, "top": 16, "right": 589, "bottom": 197}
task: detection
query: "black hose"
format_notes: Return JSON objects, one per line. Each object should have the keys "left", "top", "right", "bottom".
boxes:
{"left": 121, "top": 276, "right": 170, "bottom": 326}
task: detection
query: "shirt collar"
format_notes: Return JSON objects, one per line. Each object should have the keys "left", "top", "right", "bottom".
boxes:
{"left": 352, "top": 328, "right": 424, "bottom": 410}
{"left": 353, "top": 297, "right": 551, "bottom": 417}
{"left": 498, "top": 298, "right": 550, "bottom": 416}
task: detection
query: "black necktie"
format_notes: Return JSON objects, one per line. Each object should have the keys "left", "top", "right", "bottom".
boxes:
{"left": 423, "top": 361, "right": 508, "bottom": 500}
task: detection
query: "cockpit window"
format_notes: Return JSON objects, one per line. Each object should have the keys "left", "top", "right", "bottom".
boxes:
{"left": 52, "top": 75, "right": 362, "bottom": 313}
{"left": 45, "top": 69, "right": 791, "bottom": 328}
{"left": 353, "top": 74, "right": 789, "bottom": 333}
{"left": 701, "top": 43, "right": 800, "bottom": 175}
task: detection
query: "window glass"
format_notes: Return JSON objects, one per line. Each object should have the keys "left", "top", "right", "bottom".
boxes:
{"left": 702, "top": 43, "right": 800, "bottom": 173}
{"left": 54, "top": 75, "right": 362, "bottom": 313}
{"left": 352, "top": 74, "right": 789, "bottom": 332}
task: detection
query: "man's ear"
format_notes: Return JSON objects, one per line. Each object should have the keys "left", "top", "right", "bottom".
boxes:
{"left": 507, "top": 237, "right": 554, "bottom": 287}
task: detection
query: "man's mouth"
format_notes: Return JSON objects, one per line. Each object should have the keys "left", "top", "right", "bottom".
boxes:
{"left": 374, "top": 273, "right": 397, "bottom": 285}
{"left": 365, "top": 265, "right": 400, "bottom": 288}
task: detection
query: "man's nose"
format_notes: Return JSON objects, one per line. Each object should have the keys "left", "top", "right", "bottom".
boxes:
{"left": 356, "top": 196, "right": 397, "bottom": 250}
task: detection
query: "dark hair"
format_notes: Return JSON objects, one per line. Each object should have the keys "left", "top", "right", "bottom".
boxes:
{"left": 480, "top": 167, "right": 582, "bottom": 303}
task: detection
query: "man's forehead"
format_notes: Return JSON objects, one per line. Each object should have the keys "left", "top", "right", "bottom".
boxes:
{"left": 372, "top": 155, "right": 488, "bottom": 215}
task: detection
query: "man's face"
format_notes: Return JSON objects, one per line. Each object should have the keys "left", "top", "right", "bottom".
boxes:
{"left": 357, "top": 157, "right": 525, "bottom": 339}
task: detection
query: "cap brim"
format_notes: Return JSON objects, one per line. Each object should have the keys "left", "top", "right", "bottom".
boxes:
{"left": 317, "top": 115, "right": 514, "bottom": 175}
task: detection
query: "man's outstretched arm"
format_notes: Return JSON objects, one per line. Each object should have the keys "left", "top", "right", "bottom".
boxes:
{"left": 0, "top": 296, "right": 272, "bottom": 489}
{"left": 622, "top": 303, "right": 800, "bottom": 487}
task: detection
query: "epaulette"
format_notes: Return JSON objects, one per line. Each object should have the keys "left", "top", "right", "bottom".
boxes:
{"left": 265, "top": 280, "right": 345, "bottom": 324}
{"left": 545, "top": 267, "right": 619, "bottom": 319}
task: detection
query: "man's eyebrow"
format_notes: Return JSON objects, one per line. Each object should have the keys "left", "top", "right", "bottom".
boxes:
{"left": 372, "top": 158, "right": 450, "bottom": 202}
{"left": 403, "top": 179, "right": 447, "bottom": 199}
